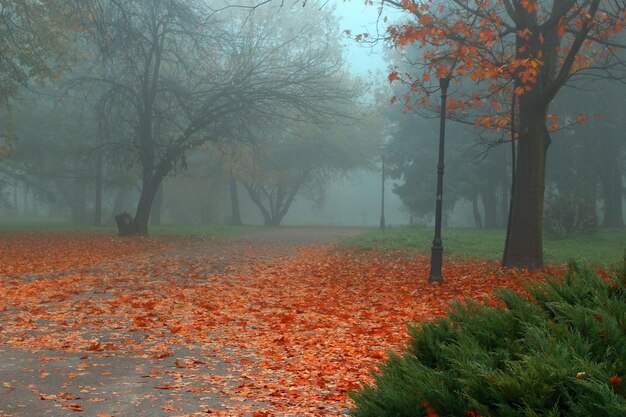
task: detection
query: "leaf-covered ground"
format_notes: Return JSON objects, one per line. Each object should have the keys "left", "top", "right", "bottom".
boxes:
{"left": 0, "top": 231, "right": 562, "bottom": 416}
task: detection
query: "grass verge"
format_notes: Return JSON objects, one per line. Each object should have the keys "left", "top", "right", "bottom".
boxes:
{"left": 344, "top": 225, "right": 626, "bottom": 266}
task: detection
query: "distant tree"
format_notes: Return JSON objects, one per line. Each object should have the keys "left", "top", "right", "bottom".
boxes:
{"left": 385, "top": 108, "right": 509, "bottom": 228}
{"left": 382, "top": 0, "right": 626, "bottom": 269}
{"left": 4, "top": 96, "right": 97, "bottom": 224}
{"left": 228, "top": 174, "right": 243, "bottom": 226}
{"left": 75, "top": 0, "right": 358, "bottom": 235}
{"left": 385, "top": 112, "right": 458, "bottom": 223}
{"left": 2, "top": 79, "right": 140, "bottom": 226}
{"left": 0, "top": 0, "right": 70, "bottom": 100}
{"left": 0, "top": 0, "right": 71, "bottom": 157}
{"left": 544, "top": 130, "right": 599, "bottom": 237}
{"left": 542, "top": 79, "right": 625, "bottom": 231}
{"left": 235, "top": 118, "right": 379, "bottom": 226}
{"left": 569, "top": 84, "right": 625, "bottom": 228}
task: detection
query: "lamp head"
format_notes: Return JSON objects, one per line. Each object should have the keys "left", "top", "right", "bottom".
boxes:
{"left": 433, "top": 54, "right": 457, "bottom": 83}
{"left": 439, "top": 76, "right": 450, "bottom": 90}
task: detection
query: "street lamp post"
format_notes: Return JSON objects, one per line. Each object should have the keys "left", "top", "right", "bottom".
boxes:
{"left": 428, "top": 75, "right": 450, "bottom": 284}
{"left": 380, "top": 153, "right": 386, "bottom": 232}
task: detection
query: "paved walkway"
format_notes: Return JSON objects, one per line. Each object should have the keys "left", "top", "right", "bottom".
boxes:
{"left": 0, "top": 227, "right": 365, "bottom": 417}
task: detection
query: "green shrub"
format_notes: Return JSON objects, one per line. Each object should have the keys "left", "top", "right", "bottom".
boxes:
{"left": 351, "top": 259, "right": 626, "bottom": 417}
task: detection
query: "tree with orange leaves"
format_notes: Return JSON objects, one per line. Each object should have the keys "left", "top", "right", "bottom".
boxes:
{"left": 383, "top": 0, "right": 625, "bottom": 269}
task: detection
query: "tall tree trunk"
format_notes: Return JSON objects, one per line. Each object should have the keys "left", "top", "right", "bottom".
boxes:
{"left": 502, "top": 97, "right": 549, "bottom": 270}
{"left": 229, "top": 174, "right": 243, "bottom": 226}
{"left": 134, "top": 141, "right": 176, "bottom": 235}
{"left": 150, "top": 183, "right": 163, "bottom": 226}
{"left": 134, "top": 181, "right": 159, "bottom": 235}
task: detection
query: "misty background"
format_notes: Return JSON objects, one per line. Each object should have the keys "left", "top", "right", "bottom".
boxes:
{"left": 0, "top": 0, "right": 623, "bottom": 233}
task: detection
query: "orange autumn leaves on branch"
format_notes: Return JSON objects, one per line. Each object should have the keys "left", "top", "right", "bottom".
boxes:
{"left": 384, "top": 0, "right": 625, "bottom": 129}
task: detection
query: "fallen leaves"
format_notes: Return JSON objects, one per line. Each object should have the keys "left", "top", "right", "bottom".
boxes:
{"left": 0, "top": 232, "right": 172, "bottom": 277}
{"left": 39, "top": 391, "right": 83, "bottom": 411}
{"left": 63, "top": 403, "right": 84, "bottom": 411}
{"left": 0, "top": 233, "right": 567, "bottom": 415}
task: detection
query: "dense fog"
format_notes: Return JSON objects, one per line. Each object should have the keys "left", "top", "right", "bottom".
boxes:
{"left": 0, "top": 0, "right": 624, "bottom": 237}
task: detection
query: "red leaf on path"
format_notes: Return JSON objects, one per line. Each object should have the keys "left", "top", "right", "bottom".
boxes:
{"left": 175, "top": 359, "right": 189, "bottom": 368}
{"left": 154, "top": 385, "right": 181, "bottom": 390}
{"left": 58, "top": 392, "right": 80, "bottom": 400}
{"left": 63, "top": 403, "right": 84, "bottom": 411}
{"left": 87, "top": 341, "right": 102, "bottom": 351}
{"left": 187, "top": 387, "right": 210, "bottom": 392}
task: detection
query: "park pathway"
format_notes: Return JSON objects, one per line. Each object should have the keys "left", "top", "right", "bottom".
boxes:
{"left": 0, "top": 227, "right": 365, "bottom": 417}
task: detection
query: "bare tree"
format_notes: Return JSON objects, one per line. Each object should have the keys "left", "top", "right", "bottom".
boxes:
{"left": 234, "top": 110, "right": 379, "bottom": 225}
{"left": 75, "top": 0, "right": 359, "bottom": 235}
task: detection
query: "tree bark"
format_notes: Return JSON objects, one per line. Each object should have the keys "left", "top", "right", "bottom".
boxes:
{"left": 502, "top": 95, "right": 550, "bottom": 270}
{"left": 134, "top": 141, "right": 178, "bottom": 235}
{"left": 134, "top": 176, "right": 160, "bottom": 235}
{"left": 229, "top": 174, "right": 243, "bottom": 226}
{"left": 150, "top": 183, "right": 163, "bottom": 226}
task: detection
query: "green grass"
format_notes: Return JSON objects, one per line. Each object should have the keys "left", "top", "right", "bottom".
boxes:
{"left": 344, "top": 224, "right": 626, "bottom": 266}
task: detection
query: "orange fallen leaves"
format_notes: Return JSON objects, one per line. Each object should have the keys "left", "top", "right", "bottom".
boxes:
{"left": 63, "top": 403, "right": 84, "bottom": 411}
{"left": 0, "top": 233, "right": 567, "bottom": 415}
{"left": 0, "top": 232, "right": 172, "bottom": 277}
